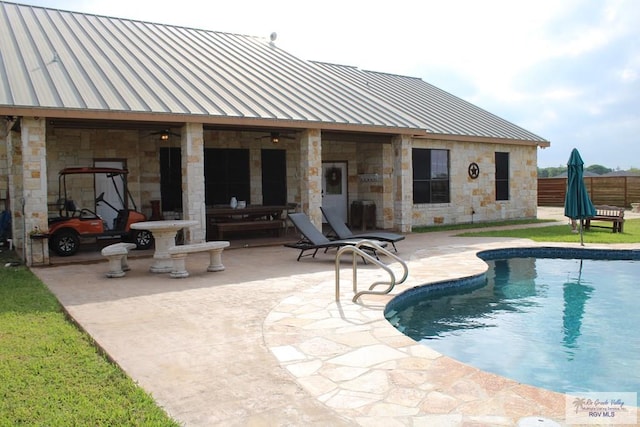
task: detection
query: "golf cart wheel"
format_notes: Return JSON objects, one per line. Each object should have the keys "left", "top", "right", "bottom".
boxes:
{"left": 134, "top": 230, "right": 154, "bottom": 250}
{"left": 50, "top": 230, "right": 80, "bottom": 256}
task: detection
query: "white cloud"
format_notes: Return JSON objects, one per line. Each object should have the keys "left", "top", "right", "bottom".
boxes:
{"left": 620, "top": 69, "right": 638, "bottom": 82}
{"left": 542, "top": 88, "right": 583, "bottom": 101}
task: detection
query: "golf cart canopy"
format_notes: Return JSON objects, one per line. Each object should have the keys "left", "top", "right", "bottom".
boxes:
{"left": 56, "top": 166, "right": 137, "bottom": 212}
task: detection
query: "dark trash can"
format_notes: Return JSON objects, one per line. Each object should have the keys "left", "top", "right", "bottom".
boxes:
{"left": 350, "top": 200, "right": 376, "bottom": 231}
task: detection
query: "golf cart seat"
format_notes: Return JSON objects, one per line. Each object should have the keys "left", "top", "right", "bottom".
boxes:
{"left": 63, "top": 199, "right": 99, "bottom": 219}
{"left": 78, "top": 208, "right": 100, "bottom": 219}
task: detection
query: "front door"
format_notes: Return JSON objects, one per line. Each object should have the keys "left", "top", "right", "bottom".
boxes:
{"left": 322, "top": 162, "right": 348, "bottom": 224}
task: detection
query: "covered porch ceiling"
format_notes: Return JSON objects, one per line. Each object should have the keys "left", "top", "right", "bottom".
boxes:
{"left": 39, "top": 118, "right": 397, "bottom": 144}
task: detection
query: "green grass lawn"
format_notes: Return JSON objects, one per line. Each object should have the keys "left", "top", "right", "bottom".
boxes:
{"left": 412, "top": 218, "right": 554, "bottom": 233}
{"left": 413, "top": 217, "right": 640, "bottom": 244}
{"left": 0, "top": 250, "right": 179, "bottom": 426}
{"left": 457, "top": 218, "right": 640, "bottom": 244}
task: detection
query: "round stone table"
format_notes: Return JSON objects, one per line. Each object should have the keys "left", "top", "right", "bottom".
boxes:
{"left": 130, "top": 220, "right": 199, "bottom": 273}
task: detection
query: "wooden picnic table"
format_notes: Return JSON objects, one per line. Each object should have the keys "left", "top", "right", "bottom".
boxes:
{"left": 206, "top": 205, "right": 288, "bottom": 239}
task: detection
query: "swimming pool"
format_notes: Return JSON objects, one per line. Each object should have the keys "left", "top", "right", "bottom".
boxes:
{"left": 385, "top": 248, "right": 640, "bottom": 398}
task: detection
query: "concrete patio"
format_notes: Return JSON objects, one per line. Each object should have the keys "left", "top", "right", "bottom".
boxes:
{"left": 31, "top": 208, "right": 640, "bottom": 426}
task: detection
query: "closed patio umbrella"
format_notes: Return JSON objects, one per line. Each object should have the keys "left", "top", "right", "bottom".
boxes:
{"left": 564, "top": 148, "right": 596, "bottom": 245}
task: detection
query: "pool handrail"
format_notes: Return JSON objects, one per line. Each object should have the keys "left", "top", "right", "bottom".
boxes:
{"left": 335, "top": 239, "right": 408, "bottom": 302}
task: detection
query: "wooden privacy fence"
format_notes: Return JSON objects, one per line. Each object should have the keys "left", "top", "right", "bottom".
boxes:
{"left": 538, "top": 176, "right": 640, "bottom": 208}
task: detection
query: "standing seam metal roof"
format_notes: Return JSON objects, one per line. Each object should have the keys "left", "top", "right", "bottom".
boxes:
{"left": 312, "top": 62, "right": 548, "bottom": 142}
{"left": 0, "top": 1, "right": 424, "bottom": 129}
{"left": 0, "top": 1, "right": 547, "bottom": 142}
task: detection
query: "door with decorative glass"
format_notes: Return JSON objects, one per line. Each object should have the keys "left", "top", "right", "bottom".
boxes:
{"left": 321, "top": 162, "right": 348, "bottom": 224}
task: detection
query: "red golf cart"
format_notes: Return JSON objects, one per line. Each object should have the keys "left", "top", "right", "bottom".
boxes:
{"left": 47, "top": 167, "right": 153, "bottom": 256}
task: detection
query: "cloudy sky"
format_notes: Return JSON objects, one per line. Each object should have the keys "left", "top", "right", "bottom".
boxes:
{"left": 20, "top": 0, "right": 640, "bottom": 169}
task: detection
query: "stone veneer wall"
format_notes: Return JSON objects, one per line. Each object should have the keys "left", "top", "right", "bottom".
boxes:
{"left": 299, "top": 130, "right": 322, "bottom": 226}
{"left": 354, "top": 143, "right": 385, "bottom": 227}
{"left": 321, "top": 139, "right": 395, "bottom": 229}
{"left": 139, "top": 131, "right": 163, "bottom": 215}
{"left": 44, "top": 127, "right": 151, "bottom": 216}
{"left": 381, "top": 144, "right": 395, "bottom": 230}
{"left": 285, "top": 140, "right": 301, "bottom": 207}
{"left": 180, "top": 123, "right": 206, "bottom": 243}
{"left": 392, "top": 135, "right": 413, "bottom": 233}
{"left": 5, "top": 124, "right": 539, "bottom": 252}
{"left": 411, "top": 138, "right": 538, "bottom": 226}
{"left": 5, "top": 118, "right": 49, "bottom": 264}
{"left": 44, "top": 126, "right": 295, "bottom": 221}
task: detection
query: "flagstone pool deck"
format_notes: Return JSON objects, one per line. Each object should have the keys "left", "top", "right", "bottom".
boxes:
{"left": 32, "top": 208, "right": 639, "bottom": 426}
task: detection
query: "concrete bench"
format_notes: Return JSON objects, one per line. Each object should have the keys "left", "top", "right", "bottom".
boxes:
{"left": 581, "top": 205, "right": 625, "bottom": 233}
{"left": 168, "top": 241, "right": 230, "bottom": 278}
{"left": 213, "top": 220, "right": 284, "bottom": 240}
{"left": 101, "top": 242, "right": 137, "bottom": 278}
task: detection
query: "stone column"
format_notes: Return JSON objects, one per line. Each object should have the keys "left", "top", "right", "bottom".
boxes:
{"left": 8, "top": 118, "right": 49, "bottom": 265}
{"left": 381, "top": 143, "right": 395, "bottom": 230}
{"left": 392, "top": 135, "right": 413, "bottom": 233}
{"left": 249, "top": 146, "right": 263, "bottom": 205}
{"left": 181, "top": 123, "right": 206, "bottom": 243}
{"left": 299, "top": 129, "right": 322, "bottom": 227}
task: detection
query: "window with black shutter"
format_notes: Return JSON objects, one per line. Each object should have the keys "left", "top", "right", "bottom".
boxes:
{"left": 495, "top": 152, "right": 510, "bottom": 201}
{"left": 412, "top": 148, "right": 450, "bottom": 203}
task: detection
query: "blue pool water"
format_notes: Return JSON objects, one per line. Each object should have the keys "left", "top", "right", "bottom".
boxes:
{"left": 385, "top": 250, "right": 640, "bottom": 398}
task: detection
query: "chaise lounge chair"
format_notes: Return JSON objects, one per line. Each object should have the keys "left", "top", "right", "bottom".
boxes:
{"left": 320, "top": 206, "right": 405, "bottom": 252}
{"left": 284, "top": 212, "right": 386, "bottom": 261}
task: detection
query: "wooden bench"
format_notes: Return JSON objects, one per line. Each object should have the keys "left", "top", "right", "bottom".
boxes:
{"left": 167, "top": 241, "right": 230, "bottom": 278}
{"left": 212, "top": 219, "right": 284, "bottom": 240}
{"left": 581, "top": 205, "right": 625, "bottom": 233}
{"left": 101, "top": 242, "right": 137, "bottom": 278}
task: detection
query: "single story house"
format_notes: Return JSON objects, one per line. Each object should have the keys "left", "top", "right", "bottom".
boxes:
{"left": 0, "top": 1, "right": 549, "bottom": 265}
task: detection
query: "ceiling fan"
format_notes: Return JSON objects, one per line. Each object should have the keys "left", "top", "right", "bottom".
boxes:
{"left": 149, "top": 129, "right": 180, "bottom": 140}
{"left": 256, "top": 131, "right": 295, "bottom": 144}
